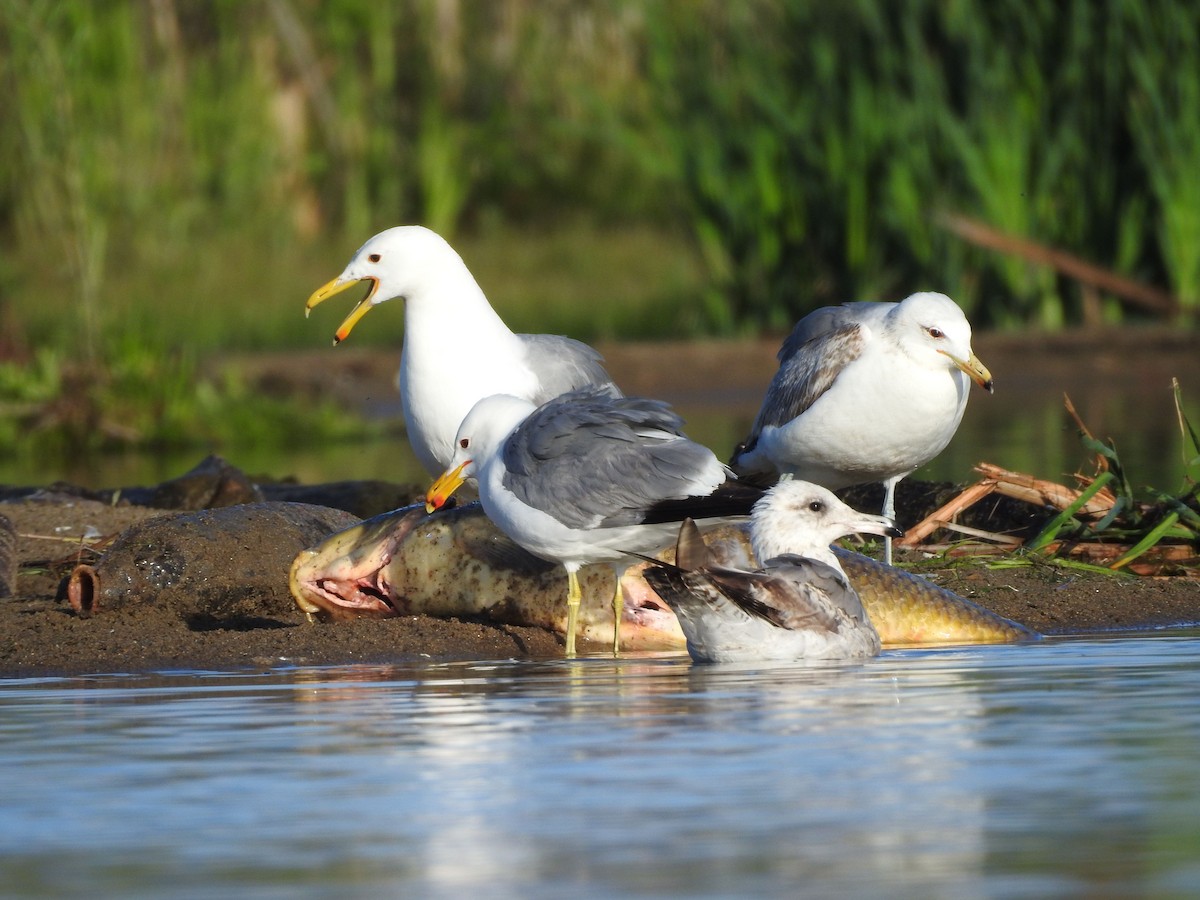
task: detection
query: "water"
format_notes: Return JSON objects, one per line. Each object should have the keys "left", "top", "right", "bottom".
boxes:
{"left": 3, "top": 634, "right": 1199, "bottom": 898}
{"left": 2, "top": 336, "right": 1197, "bottom": 492}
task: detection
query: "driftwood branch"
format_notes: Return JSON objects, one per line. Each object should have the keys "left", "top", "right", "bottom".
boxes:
{"left": 973, "top": 462, "right": 1117, "bottom": 517}
{"left": 935, "top": 211, "right": 1181, "bottom": 316}
{"left": 896, "top": 478, "right": 1000, "bottom": 547}
{"left": 897, "top": 461, "right": 1119, "bottom": 550}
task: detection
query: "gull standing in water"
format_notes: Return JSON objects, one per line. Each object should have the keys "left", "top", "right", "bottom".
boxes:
{"left": 306, "top": 226, "right": 618, "bottom": 476}
{"left": 424, "top": 385, "right": 761, "bottom": 656}
{"left": 730, "top": 292, "right": 993, "bottom": 564}
{"left": 641, "top": 480, "right": 901, "bottom": 663}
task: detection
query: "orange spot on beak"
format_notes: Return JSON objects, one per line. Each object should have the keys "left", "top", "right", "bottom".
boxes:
{"left": 426, "top": 460, "right": 471, "bottom": 513}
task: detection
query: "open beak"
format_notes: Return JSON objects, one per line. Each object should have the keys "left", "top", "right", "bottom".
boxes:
{"left": 942, "top": 349, "right": 995, "bottom": 394}
{"left": 305, "top": 276, "right": 380, "bottom": 345}
{"left": 425, "top": 460, "right": 471, "bottom": 513}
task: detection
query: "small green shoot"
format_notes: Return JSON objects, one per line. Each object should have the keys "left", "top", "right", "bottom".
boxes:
{"left": 1024, "top": 470, "right": 1115, "bottom": 552}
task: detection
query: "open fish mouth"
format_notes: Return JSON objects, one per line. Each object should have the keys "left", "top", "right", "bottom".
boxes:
{"left": 294, "top": 559, "right": 399, "bottom": 620}
{"left": 620, "top": 595, "right": 680, "bottom": 634}
{"left": 290, "top": 505, "right": 427, "bottom": 622}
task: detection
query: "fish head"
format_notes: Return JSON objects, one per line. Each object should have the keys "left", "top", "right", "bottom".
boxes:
{"left": 290, "top": 503, "right": 429, "bottom": 621}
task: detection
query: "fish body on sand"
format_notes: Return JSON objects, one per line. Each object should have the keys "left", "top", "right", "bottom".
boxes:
{"left": 833, "top": 547, "right": 1036, "bottom": 645}
{"left": 291, "top": 503, "right": 1037, "bottom": 648}
{"left": 291, "top": 503, "right": 683, "bottom": 649}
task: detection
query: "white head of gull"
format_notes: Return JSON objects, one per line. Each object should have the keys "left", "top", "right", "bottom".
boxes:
{"left": 642, "top": 480, "right": 902, "bottom": 663}
{"left": 730, "top": 291, "right": 992, "bottom": 564}
{"left": 424, "top": 384, "right": 761, "bottom": 656}
{"left": 306, "top": 225, "right": 616, "bottom": 476}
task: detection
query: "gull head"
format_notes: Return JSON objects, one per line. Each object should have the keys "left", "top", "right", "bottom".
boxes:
{"left": 892, "top": 292, "right": 994, "bottom": 393}
{"left": 305, "top": 225, "right": 458, "bottom": 344}
{"left": 425, "top": 393, "right": 536, "bottom": 512}
{"left": 749, "top": 480, "right": 902, "bottom": 565}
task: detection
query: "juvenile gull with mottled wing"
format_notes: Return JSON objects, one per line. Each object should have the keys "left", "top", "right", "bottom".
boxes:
{"left": 731, "top": 292, "right": 993, "bottom": 563}
{"left": 641, "top": 480, "right": 901, "bottom": 663}
{"left": 306, "top": 225, "right": 617, "bottom": 475}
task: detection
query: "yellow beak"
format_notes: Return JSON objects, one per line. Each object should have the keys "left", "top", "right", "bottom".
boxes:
{"left": 305, "top": 276, "right": 380, "bottom": 345}
{"left": 425, "top": 460, "right": 471, "bottom": 513}
{"left": 942, "top": 349, "right": 995, "bottom": 394}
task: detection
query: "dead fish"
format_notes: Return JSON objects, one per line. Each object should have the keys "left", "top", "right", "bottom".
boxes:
{"left": 290, "top": 502, "right": 684, "bottom": 649}
{"left": 145, "top": 453, "right": 264, "bottom": 510}
{"left": 67, "top": 502, "right": 360, "bottom": 623}
{"left": 832, "top": 546, "right": 1038, "bottom": 644}
{"left": 291, "top": 502, "right": 1038, "bottom": 648}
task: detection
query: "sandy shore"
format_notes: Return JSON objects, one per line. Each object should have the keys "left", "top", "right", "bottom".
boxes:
{"left": 3, "top": 480, "right": 1198, "bottom": 678}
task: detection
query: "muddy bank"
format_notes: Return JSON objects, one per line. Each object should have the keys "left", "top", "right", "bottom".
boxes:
{"left": 3, "top": 539, "right": 1198, "bottom": 679}
{"left": 2, "top": 463, "right": 1198, "bottom": 678}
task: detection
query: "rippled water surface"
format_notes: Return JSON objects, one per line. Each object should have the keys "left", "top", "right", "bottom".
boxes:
{"left": 3, "top": 634, "right": 1199, "bottom": 898}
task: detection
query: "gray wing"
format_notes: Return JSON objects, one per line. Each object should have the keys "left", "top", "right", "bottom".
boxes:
{"left": 745, "top": 322, "right": 865, "bottom": 437}
{"left": 642, "top": 564, "right": 752, "bottom": 626}
{"left": 517, "top": 333, "right": 621, "bottom": 403}
{"left": 500, "top": 386, "right": 716, "bottom": 530}
{"left": 775, "top": 301, "right": 888, "bottom": 361}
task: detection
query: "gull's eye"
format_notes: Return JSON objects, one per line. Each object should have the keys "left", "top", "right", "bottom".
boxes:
{"left": 927, "top": 326, "right": 944, "bottom": 339}
{"left": 368, "top": 253, "right": 382, "bottom": 263}
{"left": 459, "top": 437, "right": 470, "bottom": 449}
{"left": 807, "top": 500, "right": 824, "bottom": 512}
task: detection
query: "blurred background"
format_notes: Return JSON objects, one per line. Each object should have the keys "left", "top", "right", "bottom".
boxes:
{"left": 0, "top": 0, "right": 1197, "bottom": 485}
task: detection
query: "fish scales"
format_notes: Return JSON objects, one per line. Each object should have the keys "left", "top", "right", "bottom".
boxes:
{"left": 836, "top": 548, "right": 1038, "bottom": 645}
{"left": 291, "top": 504, "right": 683, "bottom": 648}
{"left": 292, "top": 504, "right": 1038, "bottom": 648}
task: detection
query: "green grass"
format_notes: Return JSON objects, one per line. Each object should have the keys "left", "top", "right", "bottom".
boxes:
{"left": 11, "top": 219, "right": 705, "bottom": 355}
{"left": 5, "top": 0, "right": 1200, "bottom": 468}
{"left": 5, "top": 0, "right": 1200, "bottom": 342}
{"left": 0, "top": 221, "right": 703, "bottom": 463}
{"left": 984, "top": 386, "right": 1199, "bottom": 572}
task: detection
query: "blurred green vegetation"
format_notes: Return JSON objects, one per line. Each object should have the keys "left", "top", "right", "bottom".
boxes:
{"left": 0, "top": 0, "right": 1198, "bottom": 463}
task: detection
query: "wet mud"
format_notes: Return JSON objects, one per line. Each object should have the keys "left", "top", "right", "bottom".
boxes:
{"left": 2, "top": 464, "right": 1198, "bottom": 678}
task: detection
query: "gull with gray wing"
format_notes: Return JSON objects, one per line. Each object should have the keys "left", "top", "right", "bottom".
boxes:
{"left": 731, "top": 291, "right": 993, "bottom": 564}
{"left": 424, "top": 385, "right": 761, "bottom": 656}
{"left": 306, "top": 225, "right": 618, "bottom": 476}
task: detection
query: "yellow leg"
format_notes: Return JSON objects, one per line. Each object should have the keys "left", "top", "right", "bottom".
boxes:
{"left": 565, "top": 570, "right": 581, "bottom": 657}
{"left": 611, "top": 571, "right": 624, "bottom": 657}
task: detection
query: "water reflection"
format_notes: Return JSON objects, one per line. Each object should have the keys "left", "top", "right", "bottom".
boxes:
{"left": 2, "top": 637, "right": 1200, "bottom": 896}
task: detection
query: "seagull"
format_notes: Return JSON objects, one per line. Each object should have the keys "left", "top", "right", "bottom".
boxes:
{"left": 423, "top": 385, "right": 761, "bottom": 656}
{"left": 305, "top": 225, "right": 618, "bottom": 476}
{"left": 640, "top": 481, "right": 901, "bottom": 663}
{"left": 730, "top": 291, "right": 993, "bottom": 564}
